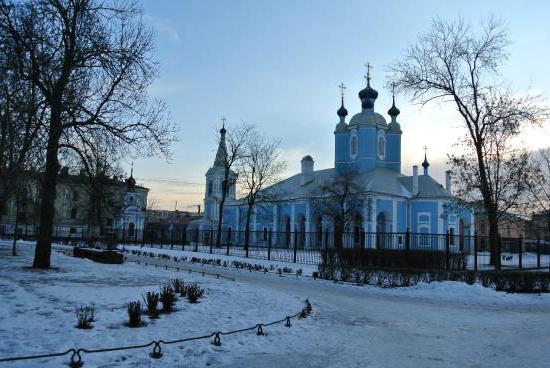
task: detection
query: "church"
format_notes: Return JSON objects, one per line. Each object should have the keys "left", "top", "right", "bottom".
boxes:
{"left": 193, "top": 68, "right": 474, "bottom": 250}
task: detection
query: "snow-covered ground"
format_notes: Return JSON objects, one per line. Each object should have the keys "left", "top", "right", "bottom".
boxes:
{"left": 2, "top": 241, "right": 550, "bottom": 367}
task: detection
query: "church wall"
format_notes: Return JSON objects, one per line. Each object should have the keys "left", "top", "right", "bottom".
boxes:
{"left": 334, "top": 132, "right": 351, "bottom": 171}
{"left": 396, "top": 200, "right": 407, "bottom": 232}
{"left": 357, "top": 126, "right": 376, "bottom": 172}
{"left": 385, "top": 133, "right": 401, "bottom": 172}
{"left": 411, "top": 201, "right": 438, "bottom": 234}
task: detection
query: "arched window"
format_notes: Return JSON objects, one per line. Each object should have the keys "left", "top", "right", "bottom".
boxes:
{"left": 377, "top": 134, "right": 386, "bottom": 159}
{"left": 207, "top": 180, "right": 213, "bottom": 195}
{"left": 70, "top": 208, "right": 77, "bottom": 219}
{"left": 350, "top": 134, "right": 358, "bottom": 158}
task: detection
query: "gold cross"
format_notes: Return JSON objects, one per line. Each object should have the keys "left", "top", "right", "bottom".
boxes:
{"left": 423, "top": 145, "right": 428, "bottom": 155}
{"left": 221, "top": 116, "right": 226, "bottom": 128}
{"left": 338, "top": 82, "right": 346, "bottom": 98}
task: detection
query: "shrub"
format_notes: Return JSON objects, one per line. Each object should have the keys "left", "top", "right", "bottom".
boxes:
{"left": 143, "top": 291, "right": 160, "bottom": 318}
{"left": 160, "top": 286, "right": 178, "bottom": 312}
{"left": 75, "top": 305, "right": 96, "bottom": 329}
{"left": 171, "top": 278, "right": 186, "bottom": 296}
{"left": 186, "top": 283, "right": 205, "bottom": 303}
{"left": 126, "top": 301, "right": 142, "bottom": 327}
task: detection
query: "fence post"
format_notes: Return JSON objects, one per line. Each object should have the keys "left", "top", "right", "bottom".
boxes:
{"left": 170, "top": 228, "right": 174, "bottom": 249}
{"left": 293, "top": 231, "right": 298, "bottom": 263}
{"left": 141, "top": 228, "right": 145, "bottom": 248}
{"left": 445, "top": 230, "right": 450, "bottom": 271}
{"left": 182, "top": 227, "right": 187, "bottom": 251}
{"left": 209, "top": 228, "right": 213, "bottom": 254}
{"left": 496, "top": 235, "right": 502, "bottom": 271}
{"left": 473, "top": 231, "right": 478, "bottom": 272}
{"left": 245, "top": 230, "right": 249, "bottom": 259}
{"left": 226, "top": 228, "right": 231, "bottom": 256}
{"left": 536, "top": 236, "right": 541, "bottom": 269}
{"left": 268, "top": 229, "right": 272, "bottom": 260}
{"left": 194, "top": 228, "right": 198, "bottom": 252}
{"left": 405, "top": 228, "right": 410, "bottom": 252}
{"left": 518, "top": 235, "right": 523, "bottom": 270}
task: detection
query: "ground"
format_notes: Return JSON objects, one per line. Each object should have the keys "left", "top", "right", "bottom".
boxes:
{"left": 1, "top": 241, "right": 549, "bottom": 367}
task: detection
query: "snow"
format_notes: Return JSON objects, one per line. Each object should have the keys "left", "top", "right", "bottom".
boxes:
{"left": 2, "top": 240, "right": 550, "bottom": 367}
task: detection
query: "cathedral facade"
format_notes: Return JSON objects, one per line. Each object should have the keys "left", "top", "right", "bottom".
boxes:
{"left": 194, "top": 71, "right": 474, "bottom": 249}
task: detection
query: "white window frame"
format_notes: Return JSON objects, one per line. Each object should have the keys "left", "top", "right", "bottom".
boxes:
{"left": 377, "top": 131, "right": 386, "bottom": 160}
{"left": 349, "top": 130, "right": 358, "bottom": 159}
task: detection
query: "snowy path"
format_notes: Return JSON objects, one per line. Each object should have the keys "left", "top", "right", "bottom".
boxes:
{"left": 2, "top": 242, "right": 549, "bottom": 367}
{"left": 123, "top": 253, "right": 550, "bottom": 368}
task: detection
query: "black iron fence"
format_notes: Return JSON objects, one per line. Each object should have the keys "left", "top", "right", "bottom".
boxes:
{"left": 3, "top": 227, "right": 550, "bottom": 271}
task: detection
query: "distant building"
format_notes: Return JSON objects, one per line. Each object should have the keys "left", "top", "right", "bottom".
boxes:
{"left": 192, "top": 68, "right": 474, "bottom": 247}
{"left": 145, "top": 209, "right": 202, "bottom": 243}
{"left": 475, "top": 210, "right": 527, "bottom": 241}
{"left": 0, "top": 168, "right": 148, "bottom": 241}
{"left": 527, "top": 210, "right": 550, "bottom": 240}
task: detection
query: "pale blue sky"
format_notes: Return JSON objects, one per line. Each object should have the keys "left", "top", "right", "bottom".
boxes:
{"left": 134, "top": 0, "right": 550, "bottom": 210}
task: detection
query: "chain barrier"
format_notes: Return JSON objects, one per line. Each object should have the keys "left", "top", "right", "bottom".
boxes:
{"left": 0, "top": 300, "right": 313, "bottom": 367}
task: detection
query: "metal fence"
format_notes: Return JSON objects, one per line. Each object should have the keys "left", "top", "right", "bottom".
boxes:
{"left": 4, "top": 227, "right": 550, "bottom": 271}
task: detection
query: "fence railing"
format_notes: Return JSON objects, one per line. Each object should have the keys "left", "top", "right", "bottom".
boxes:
{"left": 4, "top": 227, "right": 550, "bottom": 271}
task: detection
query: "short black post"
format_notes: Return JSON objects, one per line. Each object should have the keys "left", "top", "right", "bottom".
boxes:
{"left": 141, "top": 228, "right": 145, "bottom": 248}
{"left": 473, "top": 231, "right": 478, "bottom": 272}
{"left": 518, "top": 235, "right": 523, "bottom": 270}
{"left": 268, "top": 229, "right": 272, "bottom": 260}
{"left": 445, "top": 230, "right": 450, "bottom": 271}
{"left": 293, "top": 231, "right": 298, "bottom": 263}
{"left": 209, "top": 228, "right": 214, "bottom": 254}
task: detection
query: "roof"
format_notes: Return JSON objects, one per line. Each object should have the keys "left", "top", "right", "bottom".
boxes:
{"left": 257, "top": 167, "right": 448, "bottom": 201}
{"left": 349, "top": 111, "right": 387, "bottom": 126}
{"left": 398, "top": 174, "right": 453, "bottom": 199}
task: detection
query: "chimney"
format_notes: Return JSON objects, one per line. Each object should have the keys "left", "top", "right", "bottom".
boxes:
{"left": 445, "top": 170, "right": 452, "bottom": 193}
{"left": 301, "top": 155, "right": 314, "bottom": 185}
{"left": 412, "top": 165, "right": 419, "bottom": 196}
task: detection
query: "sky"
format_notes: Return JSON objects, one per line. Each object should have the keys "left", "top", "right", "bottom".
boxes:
{"left": 132, "top": 0, "right": 550, "bottom": 210}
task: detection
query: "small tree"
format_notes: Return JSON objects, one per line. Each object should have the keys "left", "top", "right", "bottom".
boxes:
{"left": 237, "top": 133, "right": 286, "bottom": 256}
{"left": 391, "top": 17, "right": 548, "bottom": 266}
{"left": 312, "top": 168, "right": 366, "bottom": 247}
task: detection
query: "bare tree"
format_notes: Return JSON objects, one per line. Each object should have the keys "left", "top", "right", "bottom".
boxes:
{"left": 0, "top": 0, "right": 177, "bottom": 268}
{"left": 236, "top": 133, "right": 286, "bottom": 255}
{"left": 527, "top": 148, "right": 550, "bottom": 239}
{"left": 312, "top": 168, "right": 366, "bottom": 247}
{"left": 390, "top": 16, "right": 548, "bottom": 266}
{"left": 214, "top": 123, "right": 253, "bottom": 246}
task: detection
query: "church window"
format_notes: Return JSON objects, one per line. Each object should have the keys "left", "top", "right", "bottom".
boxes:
{"left": 377, "top": 133, "right": 386, "bottom": 160}
{"left": 350, "top": 134, "right": 358, "bottom": 158}
{"left": 263, "top": 227, "right": 268, "bottom": 241}
{"left": 207, "top": 180, "right": 213, "bottom": 195}
{"left": 70, "top": 208, "right": 77, "bottom": 219}
{"left": 128, "top": 222, "right": 135, "bottom": 237}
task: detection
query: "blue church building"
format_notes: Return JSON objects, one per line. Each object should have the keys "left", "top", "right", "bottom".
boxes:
{"left": 193, "top": 70, "right": 474, "bottom": 250}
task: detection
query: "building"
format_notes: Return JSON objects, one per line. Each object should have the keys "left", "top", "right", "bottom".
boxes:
{"left": 145, "top": 209, "right": 202, "bottom": 243}
{"left": 192, "top": 69, "right": 474, "bottom": 249}
{"left": 0, "top": 168, "right": 148, "bottom": 241}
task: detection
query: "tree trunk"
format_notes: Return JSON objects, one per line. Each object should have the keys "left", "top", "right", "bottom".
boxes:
{"left": 487, "top": 211, "right": 500, "bottom": 269}
{"left": 32, "top": 113, "right": 62, "bottom": 269}
{"left": 215, "top": 178, "right": 228, "bottom": 246}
